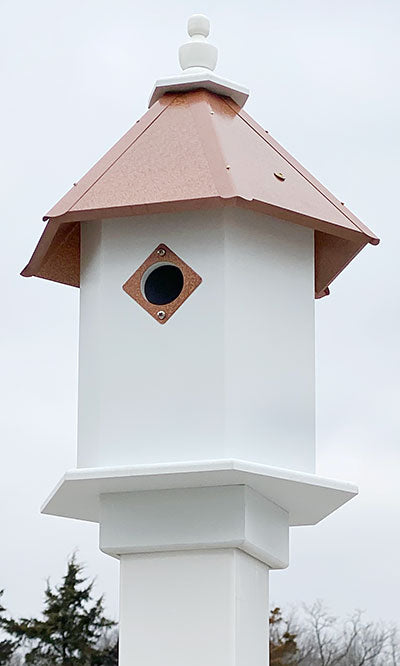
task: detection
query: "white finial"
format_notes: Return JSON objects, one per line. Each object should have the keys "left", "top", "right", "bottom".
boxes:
{"left": 179, "top": 14, "right": 218, "bottom": 72}
{"left": 149, "top": 14, "right": 249, "bottom": 109}
{"left": 188, "top": 14, "right": 210, "bottom": 38}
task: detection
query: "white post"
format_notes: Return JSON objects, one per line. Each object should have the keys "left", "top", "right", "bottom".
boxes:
{"left": 99, "top": 485, "right": 288, "bottom": 665}
{"left": 119, "top": 550, "right": 269, "bottom": 666}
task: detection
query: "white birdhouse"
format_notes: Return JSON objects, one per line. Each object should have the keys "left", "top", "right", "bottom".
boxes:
{"left": 23, "top": 15, "right": 379, "bottom": 666}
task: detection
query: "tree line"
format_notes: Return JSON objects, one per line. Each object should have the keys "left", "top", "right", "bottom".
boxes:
{"left": 270, "top": 603, "right": 400, "bottom": 665}
{"left": 0, "top": 556, "right": 398, "bottom": 665}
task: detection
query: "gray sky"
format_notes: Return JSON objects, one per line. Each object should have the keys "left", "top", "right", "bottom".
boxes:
{"left": 1, "top": 0, "right": 399, "bottom": 625}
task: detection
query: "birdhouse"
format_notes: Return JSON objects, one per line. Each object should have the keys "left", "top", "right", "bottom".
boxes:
{"left": 23, "top": 15, "right": 378, "bottom": 666}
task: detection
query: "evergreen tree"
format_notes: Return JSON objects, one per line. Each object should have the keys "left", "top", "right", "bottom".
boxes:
{"left": 0, "top": 590, "right": 17, "bottom": 665}
{"left": 3, "top": 556, "right": 115, "bottom": 665}
{"left": 90, "top": 637, "right": 118, "bottom": 666}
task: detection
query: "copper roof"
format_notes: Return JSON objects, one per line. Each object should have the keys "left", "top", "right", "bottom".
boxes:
{"left": 22, "top": 89, "right": 379, "bottom": 296}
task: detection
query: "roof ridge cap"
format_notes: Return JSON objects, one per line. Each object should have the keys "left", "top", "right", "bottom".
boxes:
{"left": 185, "top": 92, "right": 237, "bottom": 200}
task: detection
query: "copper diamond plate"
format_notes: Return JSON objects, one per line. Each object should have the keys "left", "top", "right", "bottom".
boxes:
{"left": 122, "top": 244, "right": 202, "bottom": 324}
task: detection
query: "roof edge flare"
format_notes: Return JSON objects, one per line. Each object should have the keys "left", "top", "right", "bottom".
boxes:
{"left": 223, "top": 97, "right": 380, "bottom": 246}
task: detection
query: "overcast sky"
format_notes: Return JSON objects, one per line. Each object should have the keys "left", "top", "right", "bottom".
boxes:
{"left": 1, "top": 0, "right": 399, "bottom": 626}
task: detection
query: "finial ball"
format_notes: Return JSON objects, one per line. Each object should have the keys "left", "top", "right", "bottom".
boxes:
{"left": 187, "top": 14, "right": 210, "bottom": 38}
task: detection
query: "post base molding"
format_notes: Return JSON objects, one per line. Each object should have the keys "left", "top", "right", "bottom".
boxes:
{"left": 99, "top": 485, "right": 289, "bottom": 569}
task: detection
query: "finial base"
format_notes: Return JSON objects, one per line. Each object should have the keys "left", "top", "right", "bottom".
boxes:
{"left": 149, "top": 72, "right": 249, "bottom": 109}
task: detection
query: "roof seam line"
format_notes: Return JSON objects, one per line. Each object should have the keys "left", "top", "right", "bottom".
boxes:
{"left": 186, "top": 94, "right": 235, "bottom": 199}
{"left": 223, "top": 98, "right": 374, "bottom": 241}
{"left": 61, "top": 95, "right": 180, "bottom": 218}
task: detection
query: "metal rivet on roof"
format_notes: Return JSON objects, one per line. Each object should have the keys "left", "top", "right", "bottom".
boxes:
{"left": 274, "top": 172, "right": 285, "bottom": 181}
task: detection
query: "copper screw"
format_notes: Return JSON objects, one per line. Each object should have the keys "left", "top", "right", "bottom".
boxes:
{"left": 157, "top": 310, "right": 166, "bottom": 320}
{"left": 157, "top": 248, "right": 166, "bottom": 257}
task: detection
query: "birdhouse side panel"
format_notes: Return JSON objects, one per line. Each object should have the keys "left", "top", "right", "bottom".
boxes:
{"left": 223, "top": 208, "right": 315, "bottom": 473}
{"left": 77, "top": 211, "right": 226, "bottom": 468}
